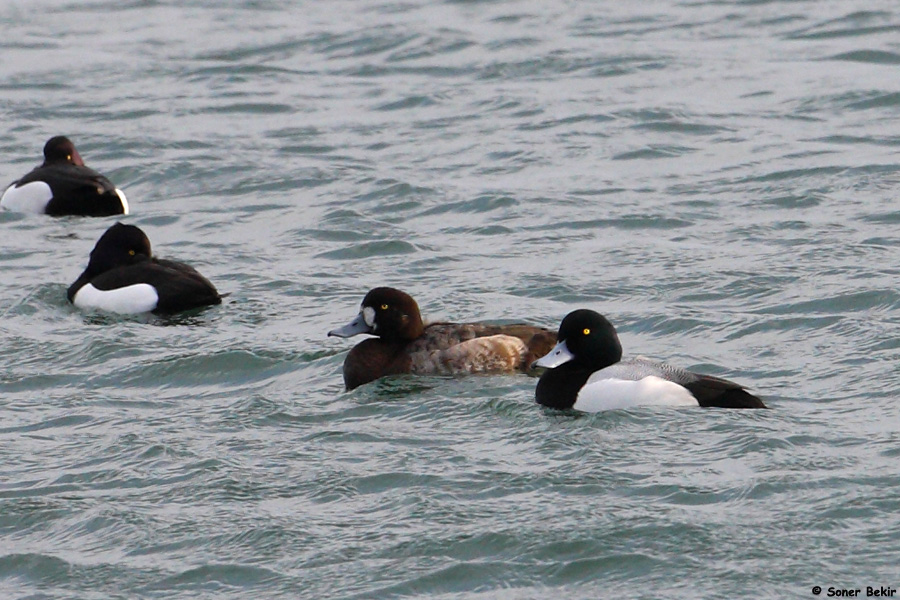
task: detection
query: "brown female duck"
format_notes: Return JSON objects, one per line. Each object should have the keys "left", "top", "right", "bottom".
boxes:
{"left": 328, "top": 287, "right": 556, "bottom": 390}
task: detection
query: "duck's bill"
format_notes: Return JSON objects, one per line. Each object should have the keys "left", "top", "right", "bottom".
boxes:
{"left": 531, "top": 340, "right": 575, "bottom": 369}
{"left": 328, "top": 313, "right": 373, "bottom": 338}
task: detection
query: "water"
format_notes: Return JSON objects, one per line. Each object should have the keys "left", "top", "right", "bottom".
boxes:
{"left": 2, "top": 0, "right": 900, "bottom": 598}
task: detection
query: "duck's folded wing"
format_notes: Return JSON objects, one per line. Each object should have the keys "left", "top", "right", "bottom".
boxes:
{"left": 681, "top": 374, "right": 767, "bottom": 409}
{"left": 31, "top": 165, "right": 126, "bottom": 216}
{"left": 419, "top": 323, "right": 555, "bottom": 364}
{"left": 22, "top": 164, "right": 117, "bottom": 194}
{"left": 150, "top": 260, "right": 221, "bottom": 312}
{"left": 586, "top": 358, "right": 692, "bottom": 383}
{"left": 90, "top": 261, "right": 220, "bottom": 313}
{"left": 410, "top": 335, "right": 527, "bottom": 375}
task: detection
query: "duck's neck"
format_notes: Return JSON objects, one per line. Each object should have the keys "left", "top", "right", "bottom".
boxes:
{"left": 343, "top": 338, "right": 412, "bottom": 390}
{"left": 535, "top": 362, "right": 595, "bottom": 410}
{"left": 380, "top": 316, "right": 424, "bottom": 343}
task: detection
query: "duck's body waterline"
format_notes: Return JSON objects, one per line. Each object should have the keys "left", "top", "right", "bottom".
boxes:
{"left": 1, "top": 136, "right": 128, "bottom": 216}
{"left": 68, "top": 223, "right": 221, "bottom": 315}
{"left": 329, "top": 287, "right": 555, "bottom": 390}
{"left": 534, "top": 310, "right": 767, "bottom": 411}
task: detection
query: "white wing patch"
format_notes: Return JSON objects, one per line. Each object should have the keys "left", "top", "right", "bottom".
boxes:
{"left": 573, "top": 375, "right": 699, "bottom": 412}
{"left": 73, "top": 283, "right": 159, "bottom": 314}
{"left": 0, "top": 181, "right": 52, "bottom": 213}
{"left": 115, "top": 188, "right": 129, "bottom": 215}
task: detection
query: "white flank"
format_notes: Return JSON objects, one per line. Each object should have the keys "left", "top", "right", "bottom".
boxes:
{"left": 73, "top": 283, "right": 159, "bottom": 314}
{"left": 0, "top": 181, "right": 52, "bottom": 213}
{"left": 116, "top": 188, "right": 129, "bottom": 215}
{"left": 572, "top": 375, "right": 699, "bottom": 413}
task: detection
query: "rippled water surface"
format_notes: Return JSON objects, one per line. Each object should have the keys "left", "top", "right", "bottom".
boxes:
{"left": 2, "top": 1, "right": 900, "bottom": 598}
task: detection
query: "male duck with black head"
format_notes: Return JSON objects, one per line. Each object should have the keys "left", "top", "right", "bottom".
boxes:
{"left": 68, "top": 223, "right": 221, "bottom": 315}
{"left": 1, "top": 136, "right": 128, "bottom": 216}
{"left": 328, "top": 287, "right": 556, "bottom": 390}
{"left": 533, "top": 309, "right": 767, "bottom": 411}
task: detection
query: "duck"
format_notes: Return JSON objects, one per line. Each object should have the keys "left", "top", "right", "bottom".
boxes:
{"left": 532, "top": 309, "right": 767, "bottom": 411}
{"left": 1, "top": 136, "right": 128, "bottom": 216}
{"left": 67, "top": 222, "right": 221, "bottom": 314}
{"left": 328, "top": 287, "right": 556, "bottom": 390}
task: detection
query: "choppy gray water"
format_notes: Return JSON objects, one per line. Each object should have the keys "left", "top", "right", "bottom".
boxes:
{"left": 2, "top": 1, "right": 900, "bottom": 598}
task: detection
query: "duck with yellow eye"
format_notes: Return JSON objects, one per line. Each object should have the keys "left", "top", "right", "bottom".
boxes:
{"left": 328, "top": 287, "right": 556, "bottom": 390}
{"left": 1, "top": 136, "right": 128, "bottom": 216}
{"left": 532, "top": 309, "right": 767, "bottom": 412}
{"left": 67, "top": 222, "right": 221, "bottom": 315}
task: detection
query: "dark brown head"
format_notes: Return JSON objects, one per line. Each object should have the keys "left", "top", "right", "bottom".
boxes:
{"left": 43, "top": 136, "right": 85, "bottom": 167}
{"left": 328, "top": 287, "right": 425, "bottom": 342}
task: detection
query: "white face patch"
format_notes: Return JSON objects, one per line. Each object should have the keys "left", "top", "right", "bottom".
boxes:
{"left": 362, "top": 306, "right": 376, "bottom": 329}
{"left": 1, "top": 181, "right": 53, "bottom": 213}
{"left": 73, "top": 283, "right": 159, "bottom": 314}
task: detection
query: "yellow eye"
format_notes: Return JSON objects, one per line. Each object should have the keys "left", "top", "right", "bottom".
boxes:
{"left": 128, "top": 249, "right": 135, "bottom": 256}
{"left": 380, "top": 304, "right": 389, "bottom": 310}
{"left": 583, "top": 328, "right": 591, "bottom": 335}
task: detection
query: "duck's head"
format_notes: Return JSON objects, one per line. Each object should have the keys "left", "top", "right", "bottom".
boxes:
{"left": 532, "top": 309, "right": 622, "bottom": 370}
{"left": 86, "top": 222, "right": 152, "bottom": 274}
{"left": 43, "top": 136, "right": 85, "bottom": 167}
{"left": 328, "top": 287, "right": 425, "bottom": 342}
